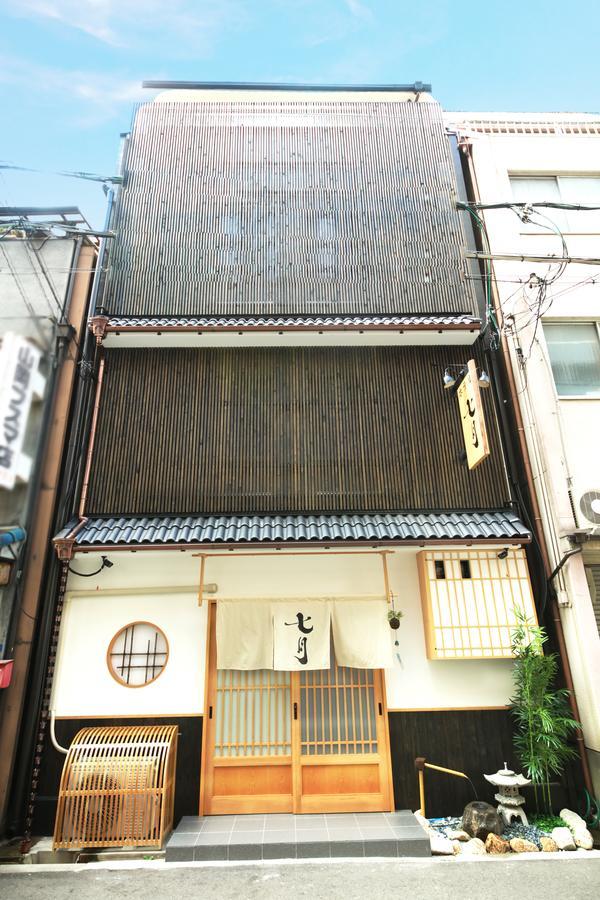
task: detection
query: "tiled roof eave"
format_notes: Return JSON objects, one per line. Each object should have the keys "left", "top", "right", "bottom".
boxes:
{"left": 55, "top": 511, "right": 531, "bottom": 551}
{"left": 101, "top": 314, "right": 482, "bottom": 333}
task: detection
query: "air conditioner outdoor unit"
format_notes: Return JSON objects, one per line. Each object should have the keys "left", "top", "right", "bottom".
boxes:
{"left": 578, "top": 489, "right": 600, "bottom": 536}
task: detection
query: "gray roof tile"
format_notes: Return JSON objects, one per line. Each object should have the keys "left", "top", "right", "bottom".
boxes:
{"left": 106, "top": 314, "right": 481, "bottom": 330}
{"left": 57, "top": 511, "right": 530, "bottom": 547}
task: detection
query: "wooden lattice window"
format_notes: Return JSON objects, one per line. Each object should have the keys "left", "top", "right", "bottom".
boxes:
{"left": 107, "top": 621, "right": 169, "bottom": 687}
{"left": 417, "top": 549, "right": 538, "bottom": 659}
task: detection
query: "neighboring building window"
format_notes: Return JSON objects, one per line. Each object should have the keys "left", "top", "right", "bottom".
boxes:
{"left": 107, "top": 621, "right": 169, "bottom": 687}
{"left": 543, "top": 323, "right": 600, "bottom": 397}
{"left": 510, "top": 175, "right": 600, "bottom": 233}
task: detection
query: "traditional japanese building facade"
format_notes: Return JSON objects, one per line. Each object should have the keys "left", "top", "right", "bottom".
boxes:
{"left": 22, "top": 86, "right": 562, "bottom": 841}
{"left": 447, "top": 110, "right": 600, "bottom": 797}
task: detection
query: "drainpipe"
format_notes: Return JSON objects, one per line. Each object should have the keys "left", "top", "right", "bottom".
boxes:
{"left": 458, "top": 137, "right": 594, "bottom": 798}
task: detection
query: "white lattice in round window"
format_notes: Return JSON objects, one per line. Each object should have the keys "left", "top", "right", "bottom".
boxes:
{"left": 107, "top": 621, "right": 169, "bottom": 687}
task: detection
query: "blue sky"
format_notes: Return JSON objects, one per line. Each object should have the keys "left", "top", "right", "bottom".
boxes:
{"left": 1, "top": 0, "right": 599, "bottom": 228}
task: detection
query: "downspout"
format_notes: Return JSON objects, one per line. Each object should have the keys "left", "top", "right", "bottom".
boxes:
{"left": 78, "top": 354, "right": 105, "bottom": 519}
{"left": 459, "top": 137, "right": 594, "bottom": 798}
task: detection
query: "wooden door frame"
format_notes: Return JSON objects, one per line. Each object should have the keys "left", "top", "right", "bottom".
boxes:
{"left": 199, "top": 599, "right": 395, "bottom": 816}
{"left": 198, "top": 600, "right": 215, "bottom": 815}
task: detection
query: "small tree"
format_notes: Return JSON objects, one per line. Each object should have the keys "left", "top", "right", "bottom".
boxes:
{"left": 510, "top": 609, "right": 580, "bottom": 812}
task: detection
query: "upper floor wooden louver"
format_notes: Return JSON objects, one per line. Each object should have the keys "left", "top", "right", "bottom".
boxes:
{"left": 103, "top": 96, "right": 478, "bottom": 319}
{"left": 84, "top": 345, "right": 509, "bottom": 517}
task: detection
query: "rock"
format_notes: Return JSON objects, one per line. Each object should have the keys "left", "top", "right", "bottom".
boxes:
{"left": 461, "top": 837, "right": 486, "bottom": 856}
{"left": 551, "top": 827, "right": 576, "bottom": 851}
{"left": 462, "top": 801, "right": 503, "bottom": 840}
{"left": 560, "top": 808, "right": 594, "bottom": 850}
{"left": 485, "top": 833, "right": 510, "bottom": 854}
{"left": 540, "top": 836, "right": 559, "bottom": 853}
{"left": 447, "top": 829, "right": 470, "bottom": 841}
{"left": 413, "top": 811, "right": 434, "bottom": 834}
{"left": 430, "top": 834, "right": 454, "bottom": 855}
{"left": 509, "top": 837, "right": 539, "bottom": 853}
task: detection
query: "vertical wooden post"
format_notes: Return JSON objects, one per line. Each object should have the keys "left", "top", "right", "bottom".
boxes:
{"left": 381, "top": 551, "right": 392, "bottom": 604}
{"left": 197, "top": 555, "right": 206, "bottom": 607}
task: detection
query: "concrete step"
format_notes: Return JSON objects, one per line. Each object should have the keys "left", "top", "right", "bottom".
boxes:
{"left": 166, "top": 811, "right": 431, "bottom": 862}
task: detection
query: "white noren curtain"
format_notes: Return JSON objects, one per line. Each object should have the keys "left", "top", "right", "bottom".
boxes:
{"left": 331, "top": 599, "right": 395, "bottom": 668}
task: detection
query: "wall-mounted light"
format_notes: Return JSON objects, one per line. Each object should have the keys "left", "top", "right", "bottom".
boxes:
{"left": 443, "top": 368, "right": 457, "bottom": 390}
{"left": 442, "top": 365, "right": 490, "bottom": 390}
{"left": 497, "top": 548, "right": 509, "bottom": 560}
{"left": 68, "top": 555, "right": 114, "bottom": 577}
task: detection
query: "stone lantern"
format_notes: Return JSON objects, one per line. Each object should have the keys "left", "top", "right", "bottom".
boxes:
{"left": 484, "top": 763, "right": 531, "bottom": 826}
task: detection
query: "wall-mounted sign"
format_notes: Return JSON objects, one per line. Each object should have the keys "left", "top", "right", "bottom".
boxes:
{"left": 456, "top": 359, "right": 490, "bottom": 470}
{"left": 0, "top": 333, "right": 45, "bottom": 490}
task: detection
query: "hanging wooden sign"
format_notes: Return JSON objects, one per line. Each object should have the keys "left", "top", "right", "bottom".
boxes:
{"left": 456, "top": 359, "right": 490, "bottom": 470}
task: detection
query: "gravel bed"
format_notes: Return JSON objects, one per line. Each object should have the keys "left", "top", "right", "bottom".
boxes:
{"left": 429, "top": 815, "right": 552, "bottom": 849}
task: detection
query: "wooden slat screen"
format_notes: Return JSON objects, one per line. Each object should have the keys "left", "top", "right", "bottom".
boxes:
{"left": 53, "top": 724, "right": 177, "bottom": 849}
{"left": 105, "top": 99, "right": 477, "bottom": 317}
{"left": 86, "top": 345, "right": 510, "bottom": 516}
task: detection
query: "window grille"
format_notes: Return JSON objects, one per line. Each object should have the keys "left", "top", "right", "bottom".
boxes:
{"left": 107, "top": 622, "right": 168, "bottom": 687}
{"left": 417, "top": 549, "right": 537, "bottom": 659}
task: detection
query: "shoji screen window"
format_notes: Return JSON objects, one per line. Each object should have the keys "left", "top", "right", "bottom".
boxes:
{"left": 417, "top": 549, "right": 538, "bottom": 659}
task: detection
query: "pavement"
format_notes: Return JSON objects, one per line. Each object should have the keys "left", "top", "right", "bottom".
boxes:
{"left": 1, "top": 855, "right": 600, "bottom": 900}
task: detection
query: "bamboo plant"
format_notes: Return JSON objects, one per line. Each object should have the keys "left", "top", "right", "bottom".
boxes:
{"left": 510, "top": 609, "right": 580, "bottom": 813}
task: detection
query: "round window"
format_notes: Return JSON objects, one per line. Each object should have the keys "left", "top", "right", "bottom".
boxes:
{"left": 107, "top": 621, "right": 169, "bottom": 687}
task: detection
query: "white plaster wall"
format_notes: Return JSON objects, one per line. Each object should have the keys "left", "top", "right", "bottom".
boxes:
{"left": 52, "top": 588, "right": 207, "bottom": 717}
{"left": 55, "top": 547, "right": 516, "bottom": 717}
{"left": 383, "top": 551, "right": 513, "bottom": 709}
{"left": 448, "top": 115, "right": 600, "bottom": 767}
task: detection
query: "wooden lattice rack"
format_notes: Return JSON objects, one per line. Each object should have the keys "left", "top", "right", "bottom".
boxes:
{"left": 53, "top": 724, "right": 178, "bottom": 850}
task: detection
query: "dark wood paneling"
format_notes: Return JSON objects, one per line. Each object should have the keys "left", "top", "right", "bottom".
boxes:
{"left": 32, "top": 717, "right": 202, "bottom": 836}
{"left": 105, "top": 100, "right": 477, "bottom": 318}
{"left": 388, "top": 710, "right": 580, "bottom": 817}
{"left": 86, "top": 345, "right": 510, "bottom": 516}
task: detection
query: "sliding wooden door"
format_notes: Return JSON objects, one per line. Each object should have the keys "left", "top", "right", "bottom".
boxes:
{"left": 201, "top": 607, "right": 293, "bottom": 814}
{"left": 200, "top": 603, "right": 393, "bottom": 815}
{"left": 294, "top": 653, "right": 394, "bottom": 813}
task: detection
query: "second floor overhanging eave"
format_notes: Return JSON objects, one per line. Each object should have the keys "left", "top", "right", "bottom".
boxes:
{"left": 90, "top": 313, "right": 482, "bottom": 348}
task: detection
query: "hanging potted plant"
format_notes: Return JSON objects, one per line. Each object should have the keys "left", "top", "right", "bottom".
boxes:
{"left": 387, "top": 608, "right": 404, "bottom": 630}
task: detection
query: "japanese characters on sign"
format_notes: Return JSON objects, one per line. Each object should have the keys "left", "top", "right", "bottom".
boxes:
{"left": 272, "top": 603, "right": 331, "bottom": 671}
{"left": 0, "top": 333, "right": 44, "bottom": 490}
{"left": 456, "top": 359, "right": 490, "bottom": 471}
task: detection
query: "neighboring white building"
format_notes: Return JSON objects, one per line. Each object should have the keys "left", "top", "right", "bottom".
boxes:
{"left": 447, "top": 111, "right": 600, "bottom": 795}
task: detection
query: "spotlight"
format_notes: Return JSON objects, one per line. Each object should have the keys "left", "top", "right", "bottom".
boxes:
{"left": 443, "top": 368, "right": 456, "bottom": 390}
{"left": 478, "top": 370, "right": 491, "bottom": 389}
{"left": 497, "top": 548, "right": 509, "bottom": 560}
{"left": 101, "top": 555, "right": 114, "bottom": 569}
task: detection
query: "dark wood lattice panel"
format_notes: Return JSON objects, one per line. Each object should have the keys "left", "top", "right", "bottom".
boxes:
{"left": 85, "top": 345, "right": 510, "bottom": 516}
{"left": 104, "top": 98, "right": 477, "bottom": 318}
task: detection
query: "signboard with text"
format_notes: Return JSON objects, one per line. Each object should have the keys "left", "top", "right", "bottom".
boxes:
{"left": 456, "top": 359, "right": 490, "bottom": 470}
{"left": 0, "top": 332, "right": 44, "bottom": 490}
